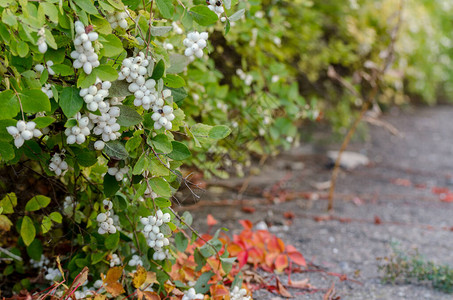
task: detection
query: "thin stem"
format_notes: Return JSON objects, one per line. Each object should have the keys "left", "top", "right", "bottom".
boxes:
{"left": 12, "top": 87, "right": 25, "bottom": 121}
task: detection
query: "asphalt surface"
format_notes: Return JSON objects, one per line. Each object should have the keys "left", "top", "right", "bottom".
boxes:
{"left": 186, "top": 106, "right": 453, "bottom": 299}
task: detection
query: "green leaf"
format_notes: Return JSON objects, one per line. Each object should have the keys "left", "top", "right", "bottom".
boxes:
{"left": 125, "top": 136, "right": 142, "bottom": 152}
{"left": 75, "top": 0, "right": 99, "bottom": 15}
{"left": 99, "top": 34, "right": 124, "bottom": 57}
{"left": 167, "top": 54, "right": 191, "bottom": 74}
{"left": 2, "top": 9, "right": 17, "bottom": 27}
{"left": 94, "top": 65, "right": 118, "bottom": 81}
{"left": 77, "top": 71, "right": 97, "bottom": 88}
{"left": 33, "top": 116, "right": 55, "bottom": 128}
{"left": 40, "top": 2, "right": 58, "bottom": 23}
{"left": 44, "top": 29, "right": 57, "bottom": 50}
{"left": 17, "top": 41, "right": 29, "bottom": 57}
{"left": 156, "top": 0, "right": 174, "bottom": 19}
{"left": 168, "top": 87, "right": 188, "bottom": 105}
{"left": 168, "top": 141, "right": 191, "bottom": 160}
{"left": 60, "top": 87, "right": 83, "bottom": 118}
{"left": 150, "top": 26, "right": 172, "bottom": 36}
{"left": 209, "top": 125, "right": 231, "bottom": 139}
{"left": 27, "top": 239, "right": 43, "bottom": 261}
{"left": 105, "top": 231, "right": 120, "bottom": 249}
{"left": 104, "top": 174, "right": 120, "bottom": 197}
{"left": 0, "top": 142, "right": 14, "bottom": 161}
{"left": 199, "top": 242, "right": 216, "bottom": 258}
{"left": 194, "top": 271, "right": 214, "bottom": 293}
{"left": 149, "top": 177, "right": 171, "bottom": 197}
{"left": 21, "top": 216, "right": 36, "bottom": 246}
{"left": 151, "top": 134, "right": 173, "bottom": 153}
{"left": 72, "top": 147, "right": 98, "bottom": 167}
{"left": 104, "top": 140, "right": 129, "bottom": 160}
{"left": 50, "top": 64, "right": 74, "bottom": 76}
{"left": 117, "top": 106, "right": 143, "bottom": 127}
{"left": 50, "top": 212, "right": 62, "bottom": 223}
{"left": 106, "top": 0, "right": 125, "bottom": 10}
{"left": 163, "top": 74, "right": 185, "bottom": 88}
{"left": 194, "top": 248, "right": 206, "bottom": 271}
{"left": 155, "top": 197, "right": 171, "bottom": 208}
{"left": 151, "top": 59, "right": 165, "bottom": 80}
{"left": 25, "top": 195, "right": 51, "bottom": 212}
{"left": 0, "top": 193, "right": 17, "bottom": 214}
{"left": 220, "top": 257, "right": 236, "bottom": 274}
{"left": 174, "top": 232, "right": 188, "bottom": 252}
{"left": 20, "top": 89, "right": 51, "bottom": 113}
{"left": 91, "top": 252, "right": 105, "bottom": 264}
{"left": 0, "top": 90, "right": 19, "bottom": 119}
{"left": 132, "top": 153, "right": 148, "bottom": 175}
{"left": 189, "top": 5, "right": 218, "bottom": 26}
{"left": 109, "top": 80, "right": 132, "bottom": 97}
{"left": 228, "top": 8, "right": 245, "bottom": 22}
{"left": 41, "top": 216, "right": 52, "bottom": 233}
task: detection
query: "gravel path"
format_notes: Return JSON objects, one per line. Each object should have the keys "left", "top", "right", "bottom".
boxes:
{"left": 186, "top": 106, "right": 453, "bottom": 299}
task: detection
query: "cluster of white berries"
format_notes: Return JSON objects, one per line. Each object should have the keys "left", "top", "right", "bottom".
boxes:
{"left": 80, "top": 80, "right": 111, "bottom": 112}
{"left": 107, "top": 11, "right": 128, "bottom": 29}
{"left": 44, "top": 268, "right": 62, "bottom": 281}
{"left": 207, "top": 0, "right": 224, "bottom": 17}
{"left": 30, "top": 255, "right": 50, "bottom": 269}
{"left": 140, "top": 210, "right": 172, "bottom": 260}
{"left": 63, "top": 196, "right": 75, "bottom": 217}
{"left": 128, "top": 254, "right": 143, "bottom": 267}
{"left": 96, "top": 200, "right": 119, "bottom": 234}
{"left": 89, "top": 106, "right": 121, "bottom": 146}
{"left": 107, "top": 166, "right": 129, "bottom": 181}
{"left": 183, "top": 31, "right": 208, "bottom": 59}
{"left": 41, "top": 83, "right": 53, "bottom": 98}
{"left": 49, "top": 152, "right": 69, "bottom": 176}
{"left": 151, "top": 103, "right": 175, "bottom": 130}
{"left": 236, "top": 69, "right": 253, "bottom": 86}
{"left": 7, "top": 121, "right": 42, "bottom": 148}
{"left": 64, "top": 113, "right": 91, "bottom": 145}
{"left": 172, "top": 22, "right": 184, "bottom": 34}
{"left": 71, "top": 21, "right": 99, "bottom": 75}
{"left": 34, "top": 60, "right": 55, "bottom": 75}
{"left": 230, "top": 286, "right": 251, "bottom": 300}
{"left": 182, "top": 288, "right": 204, "bottom": 300}
{"left": 37, "top": 27, "right": 48, "bottom": 53}
{"left": 110, "top": 253, "right": 121, "bottom": 267}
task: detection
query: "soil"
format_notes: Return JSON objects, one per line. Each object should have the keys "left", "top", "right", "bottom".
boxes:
{"left": 183, "top": 106, "right": 453, "bottom": 299}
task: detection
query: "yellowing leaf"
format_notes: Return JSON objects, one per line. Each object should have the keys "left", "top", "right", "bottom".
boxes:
{"left": 0, "top": 215, "right": 12, "bottom": 231}
{"left": 132, "top": 265, "right": 147, "bottom": 288}
{"left": 105, "top": 266, "right": 123, "bottom": 284}
{"left": 105, "top": 281, "right": 125, "bottom": 297}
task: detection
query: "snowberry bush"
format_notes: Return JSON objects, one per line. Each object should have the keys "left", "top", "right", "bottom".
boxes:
{"left": 0, "top": 0, "right": 247, "bottom": 297}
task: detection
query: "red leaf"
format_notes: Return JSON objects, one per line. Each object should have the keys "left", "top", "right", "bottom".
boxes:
{"left": 207, "top": 214, "right": 218, "bottom": 226}
{"left": 283, "top": 211, "right": 295, "bottom": 220}
{"left": 237, "top": 250, "right": 248, "bottom": 269}
{"left": 440, "top": 193, "right": 453, "bottom": 202}
{"left": 287, "top": 251, "right": 306, "bottom": 267}
{"left": 268, "top": 236, "right": 285, "bottom": 253}
{"left": 374, "top": 216, "right": 382, "bottom": 225}
{"left": 239, "top": 220, "right": 253, "bottom": 230}
{"left": 241, "top": 206, "right": 256, "bottom": 214}
{"left": 432, "top": 187, "right": 449, "bottom": 194}
{"left": 275, "top": 254, "right": 289, "bottom": 272}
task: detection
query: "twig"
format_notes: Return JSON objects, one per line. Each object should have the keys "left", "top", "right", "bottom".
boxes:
{"left": 0, "top": 247, "right": 23, "bottom": 261}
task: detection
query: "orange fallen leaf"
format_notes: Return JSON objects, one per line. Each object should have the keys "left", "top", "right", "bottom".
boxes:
{"left": 207, "top": 214, "right": 218, "bottom": 226}
{"left": 276, "top": 277, "right": 292, "bottom": 298}
{"left": 105, "top": 281, "right": 125, "bottom": 297}
{"left": 374, "top": 216, "right": 382, "bottom": 225}
{"left": 287, "top": 278, "right": 313, "bottom": 289}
